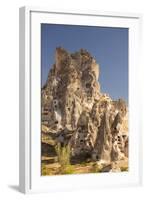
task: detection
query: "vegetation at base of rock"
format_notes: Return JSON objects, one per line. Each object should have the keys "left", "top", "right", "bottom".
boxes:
{"left": 90, "top": 163, "right": 101, "bottom": 173}
{"left": 59, "top": 165, "right": 75, "bottom": 174}
{"left": 120, "top": 166, "right": 128, "bottom": 172}
{"left": 55, "top": 143, "right": 71, "bottom": 168}
{"left": 41, "top": 162, "right": 102, "bottom": 175}
{"left": 41, "top": 163, "right": 58, "bottom": 176}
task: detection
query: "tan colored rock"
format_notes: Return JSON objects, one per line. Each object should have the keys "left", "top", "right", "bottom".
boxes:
{"left": 41, "top": 47, "right": 128, "bottom": 165}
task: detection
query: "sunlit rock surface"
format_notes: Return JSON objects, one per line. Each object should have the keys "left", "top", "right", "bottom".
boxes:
{"left": 41, "top": 47, "right": 128, "bottom": 165}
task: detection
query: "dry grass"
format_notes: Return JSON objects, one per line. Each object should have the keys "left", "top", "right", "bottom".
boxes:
{"left": 55, "top": 143, "right": 73, "bottom": 174}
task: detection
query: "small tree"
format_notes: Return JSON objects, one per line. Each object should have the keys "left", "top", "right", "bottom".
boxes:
{"left": 55, "top": 143, "right": 72, "bottom": 174}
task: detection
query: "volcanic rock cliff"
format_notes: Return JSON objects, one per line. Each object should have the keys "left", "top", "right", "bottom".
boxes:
{"left": 41, "top": 47, "right": 128, "bottom": 167}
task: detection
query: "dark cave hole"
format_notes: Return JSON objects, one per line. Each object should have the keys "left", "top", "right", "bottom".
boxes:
{"left": 96, "top": 155, "right": 99, "bottom": 160}
{"left": 86, "top": 83, "right": 91, "bottom": 88}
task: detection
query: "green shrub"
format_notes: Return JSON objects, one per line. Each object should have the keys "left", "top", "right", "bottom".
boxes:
{"left": 55, "top": 143, "right": 72, "bottom": 174}
{"left": 41, "top": 163, "right": 55, "bottom": 176}
{"left": 61, "top": 165, "right": 75, "bottom": 174}
{"left": 41, "top": 163, "right": 47, "bottom": 175}
{"left": 120, "top": 166, "right": 128, "bottom": 172}
{"left": 90, "top": 163, "right": 101, "bottom": 173}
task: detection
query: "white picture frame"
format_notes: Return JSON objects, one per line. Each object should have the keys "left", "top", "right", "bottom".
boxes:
{"left": 19, "top": 6, "right": 142, "bottom": 194}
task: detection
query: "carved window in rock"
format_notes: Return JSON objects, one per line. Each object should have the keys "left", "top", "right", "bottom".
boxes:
{"left": 54, "top": 105, "right": 57, "bottom": 109}
{"left": 122, "top": 135, "right": 127, "bottom": 139}
{"left": 43, "top": 112, "right": 48, "bottom": 115}
{"left": 86, "top": 83, "right": 91, "bottom": 88}
{"left": 80, "top": 139, "right": 84, "bottom": 144}
{"left": 43, "top": 106, "right": 48, "bottom": 111}
{"left": 78, "top": 128, "right": 82, "bottom": 133}
{"left": 53, "top": 100, "right": 57, "bottom": 104}
{"left": 80, "top": 125, "right": 86, "bottom": 131}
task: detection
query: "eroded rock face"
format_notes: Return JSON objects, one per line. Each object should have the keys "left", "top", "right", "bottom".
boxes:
{"left": 41, "top": 47, "right": 128, "bottom": 164}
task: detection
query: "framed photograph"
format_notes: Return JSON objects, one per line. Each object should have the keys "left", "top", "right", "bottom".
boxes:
{"left": 19, "top": 6, "right": 142, "bottom": 193}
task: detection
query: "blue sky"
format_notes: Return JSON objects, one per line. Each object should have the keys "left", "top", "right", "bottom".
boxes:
{"left": 41, "top": 24, "right": 128, "bottom": 102}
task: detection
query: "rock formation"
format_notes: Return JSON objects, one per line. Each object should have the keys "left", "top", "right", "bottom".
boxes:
{"left": 41, "top": 47, "right": 128, "bottom": 167}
